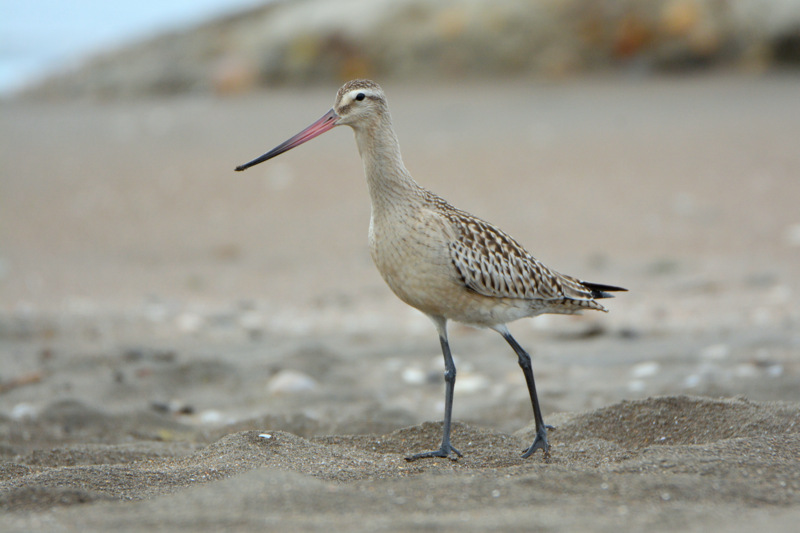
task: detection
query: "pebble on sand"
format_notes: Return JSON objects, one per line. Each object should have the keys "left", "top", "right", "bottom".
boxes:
{"left": 266, "top": 369, "right": 318, "bottom": 396}
{"left": 10, "top": 402, "right": 38, "bottom": 421}
{"left": 630, "top": 361, "right": 661, "bottom": 378}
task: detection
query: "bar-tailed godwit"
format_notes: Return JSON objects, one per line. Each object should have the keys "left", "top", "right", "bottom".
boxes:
{"left": 236, "top": 80, "right": 625, "bottom": 461}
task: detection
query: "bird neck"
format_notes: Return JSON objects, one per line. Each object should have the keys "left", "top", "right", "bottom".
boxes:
{"left": 352, "top": 119, "right": 422, "bottom": 212}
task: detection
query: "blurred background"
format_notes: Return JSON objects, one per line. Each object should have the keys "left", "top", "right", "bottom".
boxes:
{"left": 3, "top": 0, "right": 800, "bottom": 97}
{"left": 1, "top": 0, "right": 799, "bottom": 428}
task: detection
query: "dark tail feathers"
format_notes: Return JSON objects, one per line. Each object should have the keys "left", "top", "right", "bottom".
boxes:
{"left": 582, "top": 281, "right": 627, "bottom": 299}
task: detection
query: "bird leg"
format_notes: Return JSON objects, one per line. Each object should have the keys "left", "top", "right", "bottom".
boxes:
{"left": 405, "top": 332, "right": 462, "bottom": 461}
{"left": 499, "top": 330, "right": 551, "bottom": 459}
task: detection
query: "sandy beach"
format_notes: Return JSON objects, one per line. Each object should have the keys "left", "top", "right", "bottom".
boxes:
{"left": 1, "top": 75, "right": 799, "bottom": 531}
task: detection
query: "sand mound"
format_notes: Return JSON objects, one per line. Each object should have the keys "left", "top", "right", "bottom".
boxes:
{"left": 2, "top": 395, "right": 798, "bottom": 525}
{"left": 549, "top": 395, "right": 799, "bottom": 448}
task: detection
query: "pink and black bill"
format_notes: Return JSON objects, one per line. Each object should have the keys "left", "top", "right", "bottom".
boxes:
{"left": 234, "top": 108, "right": 339, "bottom": 171}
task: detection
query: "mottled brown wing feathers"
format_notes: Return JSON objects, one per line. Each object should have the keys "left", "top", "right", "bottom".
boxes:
{"left": 437, "top": 199, "right": 597, "bottom": 304}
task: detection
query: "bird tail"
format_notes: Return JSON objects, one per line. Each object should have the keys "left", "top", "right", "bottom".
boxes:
{"left": 582, "top": 281, "right": 627, "bottom": 299}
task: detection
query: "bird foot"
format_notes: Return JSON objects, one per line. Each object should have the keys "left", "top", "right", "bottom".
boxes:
{"left": 522, "top": 425, "right": 552, "bottom": 459}
{"left": 405, "top": 444, "right": 462, "bottom": 462}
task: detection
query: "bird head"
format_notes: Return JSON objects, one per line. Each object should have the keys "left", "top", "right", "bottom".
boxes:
{"left": 234, "top": 79, "right": 386, "bottom": 172}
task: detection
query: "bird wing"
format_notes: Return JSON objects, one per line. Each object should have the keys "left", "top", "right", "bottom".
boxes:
{"left": 444, "top": 209, "right": 596, "bottom": 303}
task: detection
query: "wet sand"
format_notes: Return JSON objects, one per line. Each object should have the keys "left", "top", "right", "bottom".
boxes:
{"left": 1, "top": 75, "right": 799, "bottom": 531}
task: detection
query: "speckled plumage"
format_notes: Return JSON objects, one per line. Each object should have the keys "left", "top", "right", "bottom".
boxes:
{"left": 235, "top": 79, "right": 625, "bottom": 461}
{"left": 434, "top": 191, "right": 607, "bottom": 310}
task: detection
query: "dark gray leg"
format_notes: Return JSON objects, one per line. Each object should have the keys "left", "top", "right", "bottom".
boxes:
{"left": 405, "top": 330, "right": 462, "bottom": 461}
{"left": 498, "top": 329, "right": 551, "bottom": 458}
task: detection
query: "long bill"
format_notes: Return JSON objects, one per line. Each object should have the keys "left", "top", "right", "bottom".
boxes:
{"left": 235, "top": 108, "right": 339, "bottom": 171}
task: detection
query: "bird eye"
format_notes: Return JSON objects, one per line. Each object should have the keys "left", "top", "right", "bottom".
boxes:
{"left": 355, "top": 92, "right": 366, "bottom": 101}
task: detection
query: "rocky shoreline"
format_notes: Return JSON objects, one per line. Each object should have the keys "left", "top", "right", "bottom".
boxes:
{"left": 17, "top": 0, "right": 800, "bottom": 99}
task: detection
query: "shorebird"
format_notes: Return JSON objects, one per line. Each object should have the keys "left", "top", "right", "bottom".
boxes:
{"left": 235, "top": 80, "right": 625, "bottom": 461}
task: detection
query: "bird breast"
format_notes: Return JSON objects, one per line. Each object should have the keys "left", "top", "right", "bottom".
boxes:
{"left": 368, "top": 205, "right": 462, "bottom": 316}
